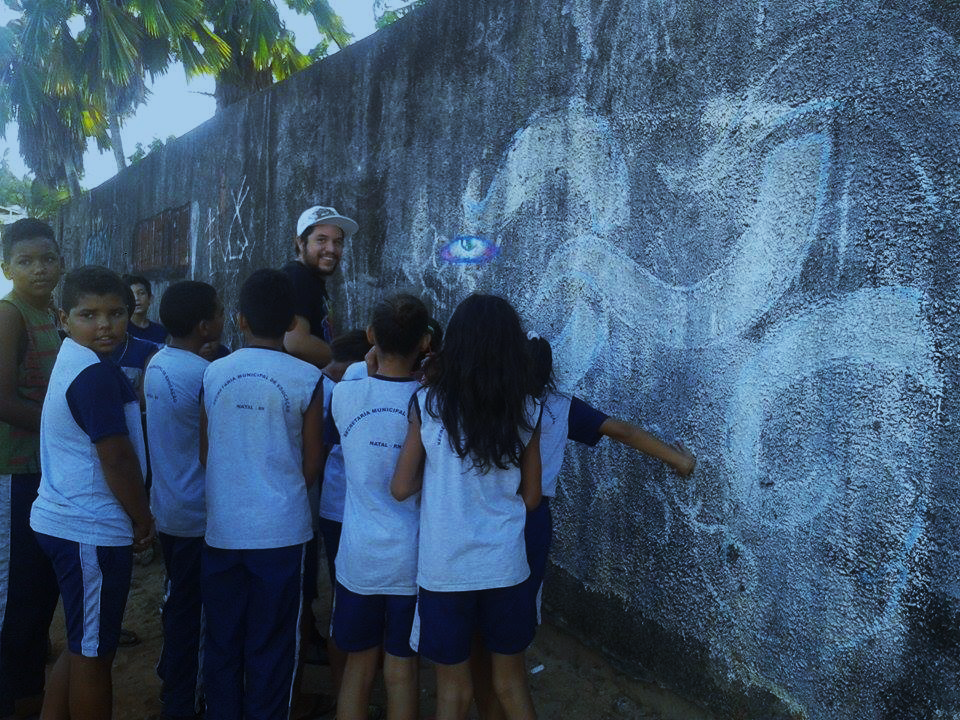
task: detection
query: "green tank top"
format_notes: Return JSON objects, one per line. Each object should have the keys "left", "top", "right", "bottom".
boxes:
{"left": 0, "top": 291, "right": 61, "bottom": 474}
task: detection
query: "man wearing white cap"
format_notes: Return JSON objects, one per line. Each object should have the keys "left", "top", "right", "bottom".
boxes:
{"left": 281, "top": 205, "right": 358, "bottom": 367}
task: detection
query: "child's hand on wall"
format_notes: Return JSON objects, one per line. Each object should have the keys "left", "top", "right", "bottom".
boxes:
{"left": 673, "top": 445, "right": 697, "bottom": 477}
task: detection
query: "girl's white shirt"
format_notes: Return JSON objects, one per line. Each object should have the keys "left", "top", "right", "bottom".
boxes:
{"left": 416, "top": 388, "right": 541, "bottom": 592}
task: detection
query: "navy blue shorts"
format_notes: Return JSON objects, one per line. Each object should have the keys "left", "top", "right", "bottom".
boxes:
{"left": 523, "top": 498, "right": 552, "bottom": 624}
{"left": 35, "top": 533, "right": 132, "bottom": 657}
{"left": 415, "top": 582, "right": 535, "bottom": 665}
{"left": 332, "top": 583, "right": 417, "bottom": 658}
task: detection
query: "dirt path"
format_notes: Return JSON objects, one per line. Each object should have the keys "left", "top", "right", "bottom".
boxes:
{"left": 47, "top": 552, "right": 715, "bottom": 719}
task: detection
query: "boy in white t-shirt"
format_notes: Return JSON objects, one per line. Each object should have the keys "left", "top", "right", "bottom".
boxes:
{"left": 327, "top": 294, "right": 430, "bottom": 720}
{"left": 30, "top": 266, "right": 155, "bottom": 720}
{"left": 144, "top": 280, "right": 223, "bottom": 720}
{"left": 314, "top": 329, "right": 372, "bottom": 697}
{"left": 200, "top": 269, "right": 324, "bottom": 720}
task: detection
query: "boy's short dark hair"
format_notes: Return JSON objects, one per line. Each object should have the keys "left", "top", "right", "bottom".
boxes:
{"left": 61, "top": 266, "right": 128, "bottom": 313}
{"left": 122, "top": 274, "right": 152, "bottom": 296}
{"left": 426, "top": 317, "right": 443, "bottom": 354}
{"left": 160, "top": 281, "right": 219, "bottom": 338}
{"left": 331, "top": 329, "right": 372, "bottom": 363}
{"left": 239, "top": 269, "right": 294, "bottom": 338}
{"left": 371, "top": 294, "right": 429, "bottom": 356}
{"left": 122, "top": 285, "right": 136, "bottom": 316}
{"left": 2, "top": 218, "right": 58, "bottom": 262}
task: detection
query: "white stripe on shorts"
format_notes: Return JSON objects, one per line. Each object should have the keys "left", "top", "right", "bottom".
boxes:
{"left": 79, "top": 543, "right": 104, "bottom": 656}
{"left": 286, "top": 544, "right": 307, "bottom": 719}
{"left": 409, "top": 596, "right": 421, "bottom": 654}
{"left": 536, "top": 581, "right": 544, "bottom": 626}
{"left": 0, "top": 475, "right": 11, "bottom": 660}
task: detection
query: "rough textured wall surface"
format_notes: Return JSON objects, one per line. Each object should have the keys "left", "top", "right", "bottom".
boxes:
{"left": 58, "top": 1, "right": 960, "bottom": 717}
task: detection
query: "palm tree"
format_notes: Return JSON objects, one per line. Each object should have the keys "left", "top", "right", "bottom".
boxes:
{"left": 0, "top": 0, "right": 350, "bottom": 191}
{"left": 0, "top": 13, "right": 101, "bottom": 196}
{"left": 205, "top": 0, "right": 351, "bottom": 110}
{"left": 0, "top": 0, "right": 229, "bottom": 188}
{"left": 74, "top": 0, "right": 230, "bottom": 171}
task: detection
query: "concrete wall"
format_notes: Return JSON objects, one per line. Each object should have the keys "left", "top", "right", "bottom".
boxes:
{"left": 57, "top": 0, "right": 960, "bottom": 717}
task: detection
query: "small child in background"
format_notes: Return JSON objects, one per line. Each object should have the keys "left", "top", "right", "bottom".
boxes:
{"left": 199, "top": 338, "right": 230, "bottom": 361}
{"left": 113, "top": 284, "right": 161, "bottom": 398}
{"left": 392, "top": 294, "right": 542, "bottom": 720}
{"left": 328, "top": 295, "right": 431, "bottom": 720}
{"left": 124, "top": 274, "right": 168, "bottom": 344}
{"left": 30, "top": 266, "right": 155, "bottom": 720}
{"left": 115, "top": 282, "right": 161, "bottom": 577}
{"left": 200, "top": 269, "right": 324, "bottom": 720}
{"left": 315, "top": 329, "right": 373, "bottom": 698}
{"left": 144, "top": 280, "right": 223, "bottom": 720}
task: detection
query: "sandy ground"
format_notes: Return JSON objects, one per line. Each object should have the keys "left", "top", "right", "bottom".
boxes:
{"left": 47, "top": 551, "right": 715, "bottom": 720}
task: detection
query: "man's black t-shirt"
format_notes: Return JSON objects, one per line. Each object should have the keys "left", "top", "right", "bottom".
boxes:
{"left": 281, "top": 260, "right": 333, "bottom": 343}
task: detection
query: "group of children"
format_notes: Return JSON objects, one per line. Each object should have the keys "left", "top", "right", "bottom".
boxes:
{"left": 0, "top": 216, "right": 695, "bottom": 720}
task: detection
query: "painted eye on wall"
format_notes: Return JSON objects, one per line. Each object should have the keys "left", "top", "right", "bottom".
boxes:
{"left": 439, "top": 235, "right": 500, "bottom": 264}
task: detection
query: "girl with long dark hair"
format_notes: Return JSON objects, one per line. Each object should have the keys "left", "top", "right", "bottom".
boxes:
{"left": 392, "top": 294, "right": 542, "bottom": 720}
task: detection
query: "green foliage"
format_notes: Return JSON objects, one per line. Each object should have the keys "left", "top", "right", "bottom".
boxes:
{"left": 0, "top": 0, "right": 352, "bottom": 190}
{"left": 206, "top": 0, "right": 352, "bottom": 109}
{"left": 374, "top": 0, "right": 427, "bottom": 29}
{"left": 127, "top": 134, "right": 177, "bottom": 164}
{"left": 0, "top": 151, "right": 70, "bottom": 220}
{"left": 0, "top": 0, "right": 231, "bottom": 190}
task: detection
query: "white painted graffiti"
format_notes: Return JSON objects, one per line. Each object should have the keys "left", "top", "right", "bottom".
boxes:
{"left": 205, "top": 175, "right": 254, "bottom": 275}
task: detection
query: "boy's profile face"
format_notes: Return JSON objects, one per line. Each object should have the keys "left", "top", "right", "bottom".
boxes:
{"left": 1, "top": 237, "right": 62, "bottom": 305}
{"left": 60, "top": 292, "right": 129, "bottom": 355}
{"left": 130, "top": 283, "right": 151, "bottom": 317}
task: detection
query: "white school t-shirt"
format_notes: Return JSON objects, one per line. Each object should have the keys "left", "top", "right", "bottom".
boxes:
{"left": 144, "top": 346, "right": 209, "bottom": 537}
{"left": 30, "top": 338, "right": 147, "bottom": 546}
{"left": 416, "top": 388, "right": 540, "bottom": 592}
{"left": 332, "top": 375, "right": 420, "bottom": 595}
{"left": 318, "top": 361, "right": 367, "bottom": 523}
{"left": 202, "top": 348, "right": 321, "bottom": 549}
{"left": 539, "top": 392, "right": 572, "bottom": 498}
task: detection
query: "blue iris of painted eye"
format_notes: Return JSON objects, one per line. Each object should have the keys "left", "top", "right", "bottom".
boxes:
{"left": 439, "top": 235, "right": 500, "bottom": 264}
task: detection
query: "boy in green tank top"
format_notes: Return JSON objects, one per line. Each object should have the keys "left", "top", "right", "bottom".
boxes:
{"left": 0, "top": 218, "right": 63, "bottom": 719}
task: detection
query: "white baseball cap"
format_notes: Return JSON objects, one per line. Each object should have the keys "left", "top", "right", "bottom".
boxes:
{"left": 296, "top": 205, "right": 359, "bottom": 239}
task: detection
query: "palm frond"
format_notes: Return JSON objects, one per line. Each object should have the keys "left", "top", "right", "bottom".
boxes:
{"left": 96, "top": 1, "right": 144, "bottom": 86}
{"left": 285, "top": 0, "right": 350, "bottom": 49}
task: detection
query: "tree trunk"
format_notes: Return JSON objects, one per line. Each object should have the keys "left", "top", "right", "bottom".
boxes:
{"left": 107, "top": 89, "right": 127, "bottom": 171}
{"left": 214, "top": 72, "right": 273, "bottom": 112}
{"left": 109, "top": 114, "right": 126, "bottom": 171}
{"left": 63, "top": 156, "right": 82, "bottom": 198}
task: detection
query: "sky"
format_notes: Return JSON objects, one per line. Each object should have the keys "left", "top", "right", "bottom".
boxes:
{"left": 0, "top": 1, "right": 381, "bottom": 297}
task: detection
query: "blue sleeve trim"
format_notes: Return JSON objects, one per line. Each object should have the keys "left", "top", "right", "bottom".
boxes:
{"left": 66, "top": 362, "right": 132, "bottom": 442}
{"left": 409, "top": 392, "right": 422, "bottom": 424}
{"left": 567, "top": 396, "right": 608, "bottom": 446}
{"left": 324, "top": 405, "right": 341, "bottom": 447}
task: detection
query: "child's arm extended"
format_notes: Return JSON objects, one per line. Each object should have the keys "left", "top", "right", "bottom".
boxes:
{"left": 519, "top": 422, "right": 542, "bottom": 510}
{"left": 96, "top": 435, "right": 155, "bottom": 551}
{"left": 301, "top": 385, "right": 325, "bottom": 488}
{"left": 391, "top": 415, "right": 425, "bottom": 501}
{"left": 599, "top": 417, "right": 696, "bottom": 476}
{"left": 0, "top": 303, "right": 40, "bottom": 431}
